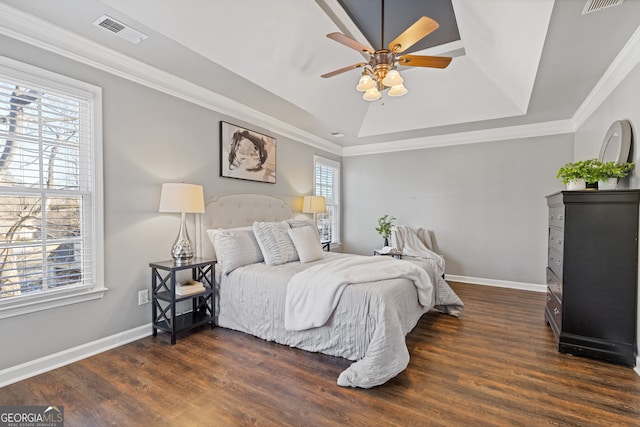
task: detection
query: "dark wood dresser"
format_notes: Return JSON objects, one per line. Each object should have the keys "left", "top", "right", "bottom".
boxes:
{"left": 546, "top": 190, "right": 639, "bottom": 366}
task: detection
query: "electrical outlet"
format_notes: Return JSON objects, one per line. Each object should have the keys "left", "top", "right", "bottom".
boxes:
{"left": 138, "top": 289, "right": 149, "bottom": 305}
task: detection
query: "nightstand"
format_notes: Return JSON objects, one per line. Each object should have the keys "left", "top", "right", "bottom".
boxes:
{"left": 150, "top": 258, "right": 216, "bottom": 345}
{"left": 373, "top": 249, "right": 403, "bottom": 259}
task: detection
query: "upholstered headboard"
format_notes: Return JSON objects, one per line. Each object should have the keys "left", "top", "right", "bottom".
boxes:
{"left": 196, "top": 193, "right": 294, "bottom": 259}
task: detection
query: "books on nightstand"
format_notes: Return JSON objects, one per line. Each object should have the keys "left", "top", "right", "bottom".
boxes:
{"left": 175, "top": 281, "right": 205, "bottom": 296}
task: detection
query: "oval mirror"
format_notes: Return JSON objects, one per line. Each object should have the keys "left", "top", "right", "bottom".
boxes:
{"left": 599, "top": 120, "right": 632, "bottom": 163}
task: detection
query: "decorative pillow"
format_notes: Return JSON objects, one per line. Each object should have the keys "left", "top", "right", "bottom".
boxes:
{"left": 253, "top": 221, "right": 298, "bottom": 265}
{"left": 287, "top": 226, "right": 324, "bottom": 263}
{"left": 212, "top": 228, "right": 264, "bottom": 274}
{"left": 206, "top": 226, "right": 252, "bottom": 260}
{"left": 287, "top": 218, "right": 321, "bottom": 242}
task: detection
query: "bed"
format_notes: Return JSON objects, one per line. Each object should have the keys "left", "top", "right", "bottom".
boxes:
{"left": 196, "top": 193, "right": 463, "bottom": 388}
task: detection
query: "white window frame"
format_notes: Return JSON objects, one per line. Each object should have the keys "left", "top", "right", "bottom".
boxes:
{"left": 0, "top": 56, "right": 105, "bottom": 319}
{"left": 314, "top": 155, "right": 341, "bottom": 246}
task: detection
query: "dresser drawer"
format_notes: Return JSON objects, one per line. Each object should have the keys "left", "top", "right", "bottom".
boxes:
{"left": 546, "top": 268, "right": 562, "bottom": 300}
{"left": 548, "top": 228, "right": 564, "bottom": 255}
{"left": 546, "top": 289, "right": 562, "bottom": 339}
{"left": 548, "top": 206, "right": 565, "bottom": 229}
{"left": 548, "top": 248, "right": 563, "bottom": 280}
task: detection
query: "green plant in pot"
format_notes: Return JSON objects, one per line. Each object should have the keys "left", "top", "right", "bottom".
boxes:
{"left": 375, "top": 214, "right": 396, "bottom": 247}
{"left": 556, "top": 158, "right": 601, "bottom": 190}
{"left": 596, "top": 161, "right": 635, "bottom": 190}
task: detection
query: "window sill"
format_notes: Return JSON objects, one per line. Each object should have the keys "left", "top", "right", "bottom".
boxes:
{"left": 0, "top": 286, "right": 108, "bottom": 320}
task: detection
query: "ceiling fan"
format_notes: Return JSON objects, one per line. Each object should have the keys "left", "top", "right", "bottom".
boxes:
{"left": 321, "top": 2, "right": 452, "bottom": 101}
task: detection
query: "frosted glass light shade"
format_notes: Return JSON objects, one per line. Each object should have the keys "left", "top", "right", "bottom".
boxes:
{"left": 159, "top": 183, "right": 205, "bottom": 213}
{"left": 363, "top": 87, "right": 381, "bottom": 101}
{"left": 302, "top": 195, "right": 326, "bottom": 213}
{"left": 382, "top": 69, "right": 403, "bottom": 87}
{"left": 388, "top": 84, "right": 408, "bottom": 97}
{"left": 356, "top": 74, "right": 376, "bottom": 92}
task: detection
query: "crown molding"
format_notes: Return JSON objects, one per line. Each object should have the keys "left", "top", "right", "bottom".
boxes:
{"left": 0, "top": 3, "right": 342, "bottom": 156}
{"left": 342, "top": 119, "right": 575, "bottom": 156}
{"left": 572, "top": 24, "right": 640, "bottom": 128}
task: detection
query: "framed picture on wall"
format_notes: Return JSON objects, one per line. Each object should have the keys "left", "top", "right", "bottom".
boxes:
{"left": 220, "top": 121, "right": 276, "bottom": 183}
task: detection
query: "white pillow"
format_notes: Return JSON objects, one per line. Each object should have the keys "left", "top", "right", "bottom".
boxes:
{"left": 287, "top": 226, "right": 324, "bottom": 263}
{"left": 211, "top": 228, "right": 263, "bottom": 274}
{"left": 287, "top": 218, "right": 321, "bottom": 242}
{"left": 206, "top": 226, "right": 252, "bottom": 260}
{"left": 253, "top": 221, "right": 298, "bottom": 265}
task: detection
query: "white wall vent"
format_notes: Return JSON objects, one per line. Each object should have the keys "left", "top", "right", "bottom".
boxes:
{"left": 582, "top": 0, "right": 624, "bottom": 15}
{"left": 92, "top": 15, "right": 148, "bottom": 44}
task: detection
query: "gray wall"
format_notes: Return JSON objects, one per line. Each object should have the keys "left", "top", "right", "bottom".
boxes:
{"left": 0, "top": 35, "right": 338, "bottom": 370}
{"left": 342, "top": 135, "right": 573, "bottom": 285}
{"left": 572, "top": 61, "right": 640, "bottom": 364}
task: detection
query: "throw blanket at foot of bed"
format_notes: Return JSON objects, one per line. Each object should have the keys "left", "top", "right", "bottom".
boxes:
{"left": 285, "top": 256, "right": 433, "bottom": 331}
{"left": 285, "top": 255, "right": 463, "bottom": 388}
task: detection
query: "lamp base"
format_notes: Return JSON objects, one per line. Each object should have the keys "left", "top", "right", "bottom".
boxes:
{"left": 171, "top": 212, "right": 195, "bottom": 265}
{"left": 171, "top": 238, "right": 194, "bottom": 265}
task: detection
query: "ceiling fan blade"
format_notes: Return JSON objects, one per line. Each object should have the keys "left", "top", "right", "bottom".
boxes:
{"left": 321, "top": 62, "right": 368, "bottom": 78}
{"left": 327, "top": 33, "right": 374, "bottom": 55}
{"left": 389, "top": 16, "right": 439, "bottom": 53}
{"left": 398, "top": 55, "right": 452, "bottom": 69}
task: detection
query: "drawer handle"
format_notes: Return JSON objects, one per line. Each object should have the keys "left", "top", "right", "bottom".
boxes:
{"left": 549, "top": 215, "right": 554, "bottom": 220}
{"left": 555, "top": 284, "right": 561, "bottom": 291}
{"left": 557, "top": 239, "right": 562, "bottom": 245}
{"left": 547, "top": 294, "right": 551, "bottom": 301}
{"left": 553, "top": 307, "right": 560, "bottom": 315}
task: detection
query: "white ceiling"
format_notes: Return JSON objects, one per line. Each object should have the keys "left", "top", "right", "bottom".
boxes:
{"left": 0, "top": 0, "right": 639, "bottom": 155}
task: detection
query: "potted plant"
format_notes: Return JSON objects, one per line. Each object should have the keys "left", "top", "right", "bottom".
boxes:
{"left": 375, "top": 214, "right": 396, "bottom": 247}
{"left": 596, "top": 161, "right": 635, "bottom": 190}
{"left": 556, "top": 158, "right": 601, "bottom": 190}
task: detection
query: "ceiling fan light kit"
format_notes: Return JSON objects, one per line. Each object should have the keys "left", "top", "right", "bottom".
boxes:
{"left": 322, "top": 6, "right": 452, "bottom": 102}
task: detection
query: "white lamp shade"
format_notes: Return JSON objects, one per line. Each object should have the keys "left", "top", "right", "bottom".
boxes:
{"left": 388, "top": 83, "right": 408, "bottom": 97}
{"left": 356, "top": 74, "right": 376, "bottom": 92}
{"left": 382, "top": 69, "right": 403, "bottom": 87}
{"left": 302, "top": 195, "right": 326, "bottom": 213}
{"left": 363, "top": 87, "right": 381, "bottom": 101}
{"left": 159, "top": 183, "right": 205, "bottom": 213}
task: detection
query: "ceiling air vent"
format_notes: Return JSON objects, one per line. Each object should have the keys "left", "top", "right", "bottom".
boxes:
{"left": 92, "top": 15, "right": 148, "bottom": 44}
{"left": 582, "top": 0, "right": 624, "bottom": 15}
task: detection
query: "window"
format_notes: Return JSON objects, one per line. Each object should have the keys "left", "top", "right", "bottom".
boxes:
{"left": 314, "top": 156, "right": 340, "bottom": 244}
{"left": 0, "top": 56, "right": 104, "bottom": 319}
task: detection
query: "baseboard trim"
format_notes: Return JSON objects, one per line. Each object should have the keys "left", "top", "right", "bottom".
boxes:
{"left": 446, "top": 275, "right": 546, "bottom": 293}
{"left": 0, "top": 324, "right": 152, "bottom": 388}
{"left": 635, "top": 356, "right": 640, "bottom": 376}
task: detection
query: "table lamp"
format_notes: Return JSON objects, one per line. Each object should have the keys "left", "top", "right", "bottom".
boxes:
{"left": 302, "top": 195, "right": 326, "bottom": 231}
{"left": 159, "top": 183, "right": 205, "bottom": 264}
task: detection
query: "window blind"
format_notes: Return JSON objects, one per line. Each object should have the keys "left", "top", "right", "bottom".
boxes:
{"left": 314, "top": 156, "right": 340, "bottom": 244}
{"left": 0, "top": 79, "right": 94, "bottom": 300}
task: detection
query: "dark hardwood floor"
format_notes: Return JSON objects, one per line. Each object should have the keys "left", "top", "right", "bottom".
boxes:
{"left": 1, "top": 282, "right": 639, "bottom": 426}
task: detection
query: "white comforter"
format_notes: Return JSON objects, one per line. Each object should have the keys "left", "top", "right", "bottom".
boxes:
{"left": 284, "top": 256, "right": 433, "bottom": 331}
{"left": 217, "top": 253, "right": 463, "bottom": 388}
